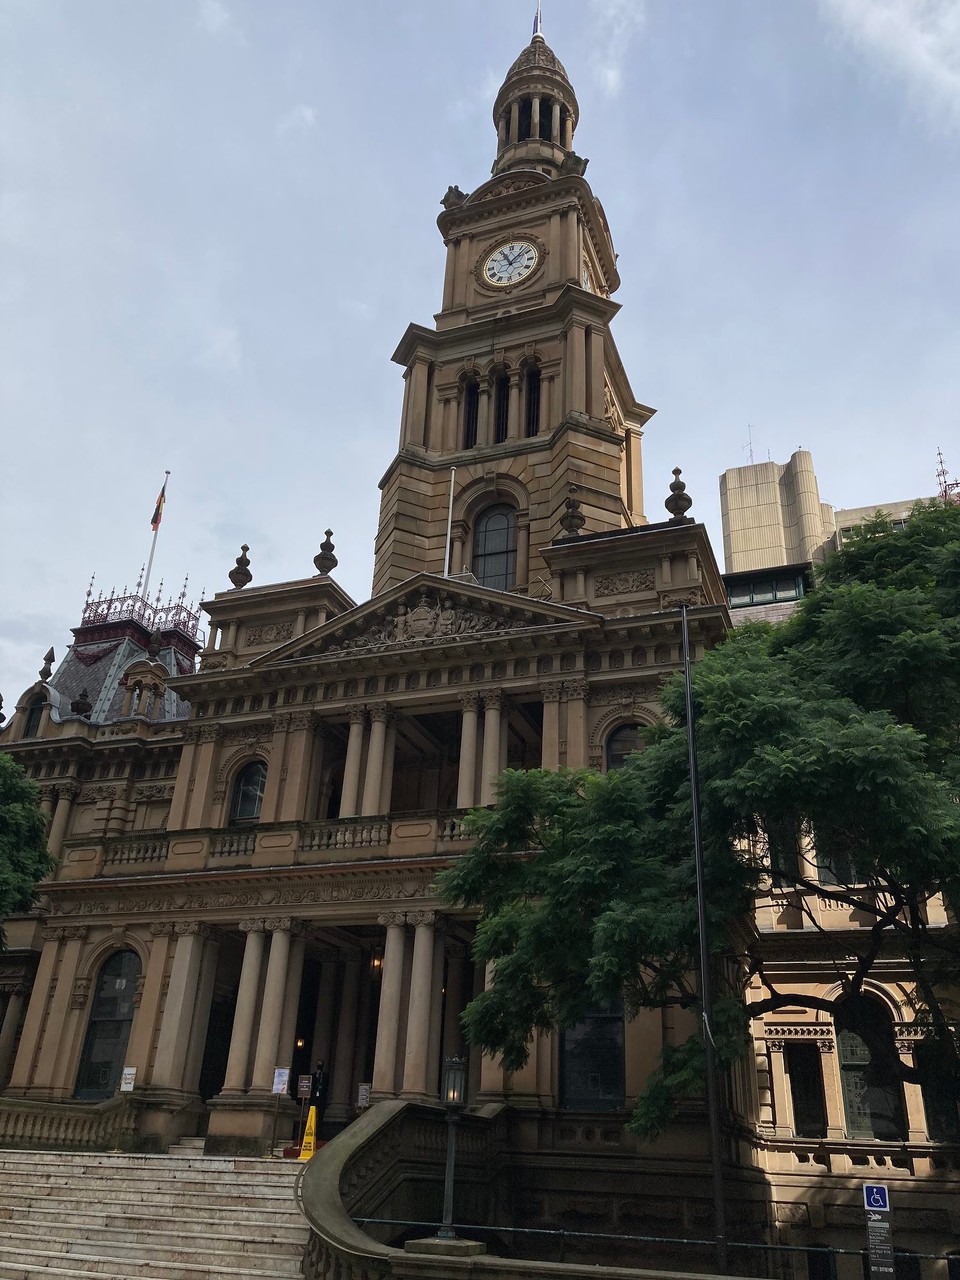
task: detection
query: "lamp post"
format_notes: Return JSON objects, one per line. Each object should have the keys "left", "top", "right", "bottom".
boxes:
{"left": 439, "top": 1056, "right": 467, "bottom": 1240}
{"left": 680, "top": 603, "right": 728, "bottom": 1272}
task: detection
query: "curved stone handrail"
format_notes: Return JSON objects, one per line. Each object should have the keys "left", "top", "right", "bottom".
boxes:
{"left": 296, "top": 1099, "right": 737, "bottom": 1280}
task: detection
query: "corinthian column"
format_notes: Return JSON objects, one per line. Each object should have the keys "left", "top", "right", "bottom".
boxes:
{"left": 360, "top": 705, "right": 390, "bottom": 816}
{"left": 371, "top": 913, "right": 407, "bottom": 1099}
{"left": 457, "top": 694, "right": 480, "bottom": 809}
{"left": 152, "top": 922, "right": 210, "bottom": 1091}
{"left": 251, "top": 920, "right": 299, "bottom": 1092}
{"left": 540, "top": 683, "right": 562, "bottom": 770}
{"left": 401, "top": 912, "right": 437, "bottom": 1100}
{"left": 221, "top": 920, "right": 265, "bottom": 1094}
{"left": 47, "top": 783, "right": 79, "bottom": 858}
{"left": 339, "top": 708, "right": 366, "bottom": 818}
{"left": 480, "top": 692, "right": 503, "bottom": 805}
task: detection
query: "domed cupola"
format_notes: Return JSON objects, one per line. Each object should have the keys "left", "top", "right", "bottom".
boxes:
{"left": 492, "top": 17, "right": 579, "bottom": 179}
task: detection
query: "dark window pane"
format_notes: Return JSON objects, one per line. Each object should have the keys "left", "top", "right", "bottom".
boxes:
{"left": 463, "top": 381, "right": 479, "bottom": 449}
{"left": 606, "top": 725, "right": 645, "bottom": 772}
{"left": 472, "top": 505, "right": 517, "bottom": 591}
{"left": 836, "top": 997, "right": 906, "bottom": 1140}
{"left": 917, "top": 1040, "right": 960, "bottom": 1140}
{"left": 493, "top": 376, "right": 509, "bottom": 444}
{"left": 525, "top": 368, "right": 541, "bottom": 437}
{"left": 807, "top": 1249, "right": 836, "bottom": 1280}
{"left": 786, "top": 1042, "right": 827, "bottom": 1138}
{"left": 232, "top": 761, "right": 267, "bottom": 822}
{"left": 75, "top": 950, "right": 141, "bottom": 1101}
{"left": 23, "top": 698, "right": 44, "bottom": 739}
{"left": 560, "top": 1005, "right": 625, "bottom": 1112}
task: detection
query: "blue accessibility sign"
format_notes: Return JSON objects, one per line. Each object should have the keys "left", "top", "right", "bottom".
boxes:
{"left": 864, "top": 1184, "right": 890, "bottom": 1212}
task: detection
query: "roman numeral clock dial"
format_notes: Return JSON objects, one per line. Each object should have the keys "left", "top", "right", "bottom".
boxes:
{"left": 482, "top": 239, "right": 540, "bottom": 287}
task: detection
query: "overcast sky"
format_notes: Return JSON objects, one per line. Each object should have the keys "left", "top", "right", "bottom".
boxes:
{"left": 2, "top": 0, "right": 959, "bottom": 710}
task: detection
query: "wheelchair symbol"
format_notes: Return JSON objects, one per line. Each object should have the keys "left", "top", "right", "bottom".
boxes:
{"left": 864, "top": 1185, "right": 889, "bottom": 1212}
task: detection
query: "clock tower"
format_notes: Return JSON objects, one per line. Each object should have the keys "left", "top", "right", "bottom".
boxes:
{"left": 372, "top": 24, "right": 654, "bottom": 597}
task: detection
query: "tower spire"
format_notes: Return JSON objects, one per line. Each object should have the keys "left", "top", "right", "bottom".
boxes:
{"left": 533, "top": 2, "right": 543, "bottom": 39}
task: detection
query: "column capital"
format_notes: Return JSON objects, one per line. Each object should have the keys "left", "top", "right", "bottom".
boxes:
{"left": 174, "top": 921, "right": 213, "bottom": 939}
{"left": 565, "top": 678, "right": 590, "bottom": 700}
{"left": 377, "top": 911, "right": 407, "bottom": 929}
{"left": 482, "top": 690, "right": 504, "bottom": 711}
{"left": 368, "top": 702, "right": 392, "bottom": 724}
{"left": 272, "top": 709, "right": 316, "bottom": 734}
{"left": 150, "top": 922, "right": 176, "bottom": 937}
{"left": 57, "top": 782, "right": 81, "bottom": 802}
{"left": 239, "top": 918, "right": 266, "bottom": 934}
{"left": 540, "top": 682, "right": 563, "bottom": 703}
{"left": 458, "top": 692, "right": 481, "bottom": 714}
{"left": 264, "top": 917, "right": 304, "bottom": 935}
{"left": 348, "top": 705, "right": 367, "bottom": 726}
{"left": 406, "top": 911, "right": 437, "bottom": 928}
{"left": 40, "top": 925, "right": 88, "bottom": 942}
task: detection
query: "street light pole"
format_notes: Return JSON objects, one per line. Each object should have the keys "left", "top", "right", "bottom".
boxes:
{"left": 438, "top": 1057, "right": 466, "bottom": 1241}
{"left": 680, "top": 603, "right": 728, "bottom": 1273}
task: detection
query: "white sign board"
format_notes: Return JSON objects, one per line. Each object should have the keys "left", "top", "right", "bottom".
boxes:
{"left": 357, "top": 1082, "right": 372, "bottom": 1110}
{"left": 119, "top": 1066, "right": 136, "bottom": 1093}
{"left": 272, "top": 1067, "right": 291, "bottom": 1095}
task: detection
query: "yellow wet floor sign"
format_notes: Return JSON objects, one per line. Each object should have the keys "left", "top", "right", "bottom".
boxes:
{"left": 299, "top": 1105, "right": 317, "bottom": 1160}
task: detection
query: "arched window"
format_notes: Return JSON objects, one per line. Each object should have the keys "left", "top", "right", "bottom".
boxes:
{"left": 605, "top": 723, "right": 645, "bottom": 772}
{"left": 493, "top": 374, "right": 510, "bottom": 444}
{"left": 836, "top": 996, "right": 907, "bottom": 1140}
{"left": 525, "top": 367, "right": 541, "bottom": 437}
{"left": 231, "top": 760, "right": 267, "bottom": 824}
{"left": 22, "top": 696, "right": 44, "bottom": 739}
{"left": 75, "top": 950, "right": 141, "bottom": 1101}
{"left": 472, "top": 505, "right": 517, "bottom": 591}
{"left": 463, "top": 380, "right": 480, "bottom": 449}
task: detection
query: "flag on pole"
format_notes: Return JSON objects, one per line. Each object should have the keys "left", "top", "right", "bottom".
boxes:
{"left": 150, "top": 477, "right": 168, "bottom": 532}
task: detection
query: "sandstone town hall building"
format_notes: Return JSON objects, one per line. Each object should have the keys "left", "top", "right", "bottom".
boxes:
{"left": 1, "top": 21, "right": 957, "bottom": 1272}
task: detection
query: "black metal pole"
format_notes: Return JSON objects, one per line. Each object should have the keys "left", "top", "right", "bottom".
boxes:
{"left": 438, "top": 1111, "right": 459, "bottom": 1240}
{"left": 680, "top": 603, "right": 728, "bottom": 1272}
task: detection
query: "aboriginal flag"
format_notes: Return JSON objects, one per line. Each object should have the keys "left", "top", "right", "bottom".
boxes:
{"left": 150, "top": 479, "right": 167, "bottom": 532}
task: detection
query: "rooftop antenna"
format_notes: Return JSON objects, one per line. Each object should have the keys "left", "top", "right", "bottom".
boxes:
{"left": 533, "top": 1, "right": 543, "bottom": 39}
{"left": 936, "top": 448, "right": 960, "bottom": 503}
{"left": 744, "top": 424, "right": 755, "bottom": 466}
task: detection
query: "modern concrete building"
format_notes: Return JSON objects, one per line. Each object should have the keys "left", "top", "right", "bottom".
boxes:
{"left": 2, "top": 23, "right": 957, "bottom": 1276}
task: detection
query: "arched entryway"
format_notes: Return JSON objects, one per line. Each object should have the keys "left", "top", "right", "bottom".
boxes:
{"left": 74, "top": 950, "right": 141, "bottom": 1101}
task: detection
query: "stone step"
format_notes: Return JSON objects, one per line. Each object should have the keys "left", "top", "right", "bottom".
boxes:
{"left": 0, "top": 1204, "right": 306, "bottom": 1240}
{"left": 0, "top": 1249, "right": 301, "bottom": 1280}
{"left": 0, "top": 1227, "right": 304, "bottom": 1271}
{"left": 0, "top": 1189, "right": 302, "bottom": 1220}
{"left": 0, "top": 1153, "right": 301, "bottom": 1179}
{"left": 0, "top": 1148, "right": 309, "bottom": 1279}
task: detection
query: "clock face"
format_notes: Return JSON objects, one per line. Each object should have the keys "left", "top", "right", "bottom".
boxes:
{"left": 482, "top": 240, "right": 539, "bottom": 288}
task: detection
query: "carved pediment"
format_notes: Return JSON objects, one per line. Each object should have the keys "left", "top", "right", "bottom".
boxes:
{"left": 254, "top": 575, "right": 600, "bottom": 668}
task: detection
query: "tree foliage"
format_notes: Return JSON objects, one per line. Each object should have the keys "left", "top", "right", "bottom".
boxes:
{"left": 0, "top": 753, "right": 54, "bottom": 942}
{"left": 438, "top": 500, "right": 960, "bottom": 1136}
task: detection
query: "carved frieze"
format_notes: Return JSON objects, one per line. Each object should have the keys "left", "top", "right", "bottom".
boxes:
{"left": 246, "top": 622, "right": 294, "bottom": 647}
{"left": 133, "top": 784, "right": 174, "bottom": 802}
{"left": 594, "top": 571, "right": 654, "bottom": 598}
{"left": 319, "top": 590, "right": 539, "bottom": 657}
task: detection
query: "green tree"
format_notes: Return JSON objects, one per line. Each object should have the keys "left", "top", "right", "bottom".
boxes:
{"left": 438, "top": 500, "right": 960, "bottom": 1136}
{"left": 0, "top": 753, "right": 54, "bottom": 942}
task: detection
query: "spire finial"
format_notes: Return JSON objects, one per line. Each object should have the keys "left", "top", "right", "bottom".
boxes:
{"left": 533, "top": 2, "right": 543, "bottom": 39}
{"left": 665, "top": 467, "right": 694, "bottom": 525}
{"left": 314, "top": 530, "right": 338, "bottom": 576}
{"left": 229, "top": 544, "right": 253, "bottom": 590}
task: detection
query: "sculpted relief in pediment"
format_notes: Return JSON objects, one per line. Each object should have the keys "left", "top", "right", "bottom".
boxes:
{"left": 319, "top": 590, "right": 538, "bottom": 657}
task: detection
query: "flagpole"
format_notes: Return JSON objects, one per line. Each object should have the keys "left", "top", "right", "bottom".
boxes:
{"left": 142, "top": 471, "right": 170, "bottom": 604}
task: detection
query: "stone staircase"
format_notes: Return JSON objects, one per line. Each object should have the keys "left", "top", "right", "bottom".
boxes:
{"left": 0, "top": 1144, "right": 308, "bottom": 1279}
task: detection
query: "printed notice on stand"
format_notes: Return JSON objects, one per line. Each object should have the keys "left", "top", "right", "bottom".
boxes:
{"left": 119, "top": 1066, "right": 136, "bottom": 1093}
{"left": 864, "top": 1185, "right": 893, "bottom": 1280}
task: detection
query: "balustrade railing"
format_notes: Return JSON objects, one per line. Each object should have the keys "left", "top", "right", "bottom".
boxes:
{"left": 210, "top": 829, "right": 257, "bottom": 857}
{"left": 103, "top": 832, "right": 169, "bottom": 866}
{"left": 301, "top": 819, "right": 391, "bottom": 852}
{"left": 0, "top": 1095, "right": 141, "bottom": 1151}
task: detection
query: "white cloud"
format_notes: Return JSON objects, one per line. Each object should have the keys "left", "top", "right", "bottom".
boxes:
{"left": 820, "top": 0, "right": 960, "bottom": 128}
{"left": 277, "top": 104, "right": 318, "bottom": 136}
{"left": 588, "top": 0, "right": 647, "bottom": 98}
{"left": 198, "top": 0, "right": 232, "bottom": 37}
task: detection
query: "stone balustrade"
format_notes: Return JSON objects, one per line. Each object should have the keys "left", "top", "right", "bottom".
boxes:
{"left": 0, "top": 1095, "right": 141, "bottom": 1151}
{"left": 65, "top": 811, "right": 478, "bottom": 879}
